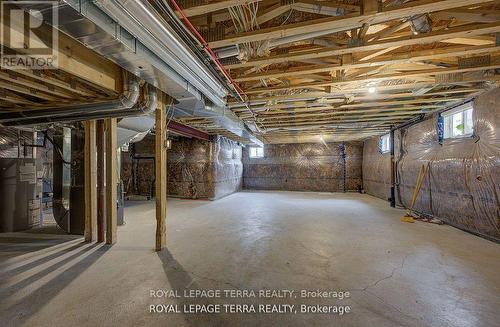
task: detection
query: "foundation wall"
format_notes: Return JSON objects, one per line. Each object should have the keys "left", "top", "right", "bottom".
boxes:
{"left": 362, "top": 137, "right": 391, "bottom": 201}
{"left": 242, "top": 142, "right": 363, "bottom": 192}
{"left": 213, "top": 137, "right": 243, "bottom": 200}
{"left": 121, "top": 135, "right": 242, "bottom": 200}
{"left": 363, "top": 88, "right": 500, "bottom": 241}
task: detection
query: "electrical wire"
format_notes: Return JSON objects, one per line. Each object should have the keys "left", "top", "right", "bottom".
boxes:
{"left": 168, "top": 0, "right": 248, "bottom": 102}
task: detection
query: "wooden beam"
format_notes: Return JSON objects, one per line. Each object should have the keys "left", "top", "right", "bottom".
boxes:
{"left": 105, "top": 118, "right": 117, "bottom": 245}
{"left": 361, "top": 0, "right": 379, "bottom": 15}
{"left": 13, "top": 70, "right": 99, "bottom": 98}
{"left": 0, "top": 80, "right": 62, "bottom": 102}
{"left": 291, "top": 2, "right": 346, "bottom": 16}
{"left": 0, "top": 71, "right": 77, "bottom": 99}
{"left": 84, "top": 120, "right": 97, "bottom": 242}
{"left": 297, "top": 0, "right": 360, "bottom": 12}
{"left": 209, "top": 0, "right": 493, "bottom": 48}
{"left": 229, "top": 89, "right": 479, "bottom": 109}
{"left": 359, "top": 46, "right": 400, "bottom": 61}
{"left": 235, "top": 45, "right": 500, "bottom": 81}
{"left": 227, "top": 23, "right": 500, "bottom": 69}
{"left": 431, "top": 10, "right": 500, "bottom": 23}
{"left": 257, "top": 4, "right": 292, "bottom": 25}
{"left": 231, "top": 80, "right": 491, "bottom": 103}
{"left": 237, "top": 98, "right": 463, "bottom": 114}
{"left": 256, "top": 116, "right": 409, "bottom": 127}
{"left": 243, "top": 64, "right": 500, "bottom": 94}
{"left": 180, "top": 0, "right": 263, "bottom": 17}
{"left": 0, "top": 16, "right": 121, "bottom": 92}
{"left": 155, "top": 95, "right": 168, "bottom": 251}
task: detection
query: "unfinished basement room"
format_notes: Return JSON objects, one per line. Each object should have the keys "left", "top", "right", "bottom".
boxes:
{"left": 0, "top": 0, "right": 499, "bottom": 326}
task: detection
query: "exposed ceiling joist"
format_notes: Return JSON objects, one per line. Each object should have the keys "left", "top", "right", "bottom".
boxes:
{"left": 226, "top": 23, "right": 500, "bottom": 69}
{"left": 209, "top": 0, "right": 494, "bottom": 48}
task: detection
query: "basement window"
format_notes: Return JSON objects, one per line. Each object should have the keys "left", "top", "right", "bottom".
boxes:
{"left": 249, "top": 146, "right": 264, "bottom": 158}
{"left": 443, "top": 102, "right": 474, "bottom": 139}
{"left": 379, "top": 134, "right": 390, "bottom": 154}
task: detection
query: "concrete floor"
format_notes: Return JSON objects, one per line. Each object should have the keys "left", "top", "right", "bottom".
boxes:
{"left": 1, "top": 191, "right": 499, "bottom": 327}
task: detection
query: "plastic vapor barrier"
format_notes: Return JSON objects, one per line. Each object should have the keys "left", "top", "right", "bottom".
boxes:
{"left": 364, "top": 88, "right": 499, "bottom": 241}
{"left": 121, "top": 135, "right": 242, "bottom": 200}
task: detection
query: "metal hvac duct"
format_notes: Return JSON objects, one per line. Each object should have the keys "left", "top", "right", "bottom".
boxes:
{"left": 92, "top": 0, "right": 227, "bottom": 107}
{"left": 13, "top": 0, "right": 222, "bottom": 106}
{"left": 214, "top": 28, "right": 344, "bottom": 59}
{"left": 2, "top": 85, "right": 158, "bottom": 127}
{"left": 0, "top": 78, "right": 140, "bottom": 124}
{"left": 172, "top": 98, "right": 264, "bottom": 146}
{"left": 13, "top": 1, "right": 263, "bottom": 145}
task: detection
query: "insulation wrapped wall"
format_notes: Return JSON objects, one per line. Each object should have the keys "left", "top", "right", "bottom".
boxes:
{"left": 213, "top": 136, "right": 243, "bottom": 199}
{"left": 168, "top": 137, "right": 213, "bottom": 199}
{"left": 363, "top": 88, "right": 499, "bottom": 241}
{"left": 242, "top": 142, "right": 363, "bottom": 192}
{"left": 121, "top": 135, "right": 242, "bottom": 200}
{"left": 0, "top": 128, "right": 35, "bottom": 158}
{"left": 362, "top": 137, "right": 391, "bottom": 201}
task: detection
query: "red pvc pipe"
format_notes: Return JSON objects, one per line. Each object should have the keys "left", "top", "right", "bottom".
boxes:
{"left": 169, "top": 0, "right": 248, "bottom": 100}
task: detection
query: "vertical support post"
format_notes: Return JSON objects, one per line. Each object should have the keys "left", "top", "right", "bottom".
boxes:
{"left": 390, "top": 128, "right": 396, "bottom": 208}
{"left": 97, "top": 120, "right": 105, "bottom": 242}
{"left": 84, "top": 120, "right": 97, "bottom": 242}
{"left": 105, "top": 118, "right": 117, "bottom": 245}
{"left": 155, "top": 94, "right": 167, "bottom": 251}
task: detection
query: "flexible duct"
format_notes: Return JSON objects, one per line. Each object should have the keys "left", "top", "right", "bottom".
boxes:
{"left": 0, "top": 78, "right": 140, "bottom": 124}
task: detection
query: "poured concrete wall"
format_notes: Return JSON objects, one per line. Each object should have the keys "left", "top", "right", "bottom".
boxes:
{"left": 363, "top": 88, "right": 500, "bottom": 241}
{"left": 243, "top": 142, "right": 363, "bottom": 192}
{"left": 121, "top": 135, "right": 242, "bottom": 200}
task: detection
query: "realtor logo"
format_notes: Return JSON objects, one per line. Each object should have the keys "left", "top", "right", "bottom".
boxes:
{"left": 1, "top": 1, "right": 58, "bottom": 69}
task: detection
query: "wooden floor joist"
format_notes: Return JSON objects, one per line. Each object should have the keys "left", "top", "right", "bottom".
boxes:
{"left": 1, "top": 0, "right": 497, "bottom": 146}
{"left": 208, "top": 0, "right": 495, "bottom": 48}
{"left": 226, "top": 23, "right": 500, "bottom": 69}
{"left": 234, "top": 43, "right": 499, "bottom": 81}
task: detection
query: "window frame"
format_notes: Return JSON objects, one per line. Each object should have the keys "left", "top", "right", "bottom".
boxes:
{"left": 248, "top": 146, "right": 264, "bottom": 158}
{"left": 442, "top": 102, "right": 474, "bottom": 140}
{"left": 379, "top": 133, "right": 391, "bottom": 154}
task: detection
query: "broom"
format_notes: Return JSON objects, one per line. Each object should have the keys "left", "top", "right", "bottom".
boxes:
{"left": 401, "top": 164, "right": 427, "bottom": 223}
